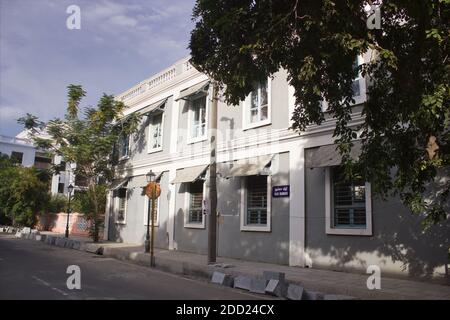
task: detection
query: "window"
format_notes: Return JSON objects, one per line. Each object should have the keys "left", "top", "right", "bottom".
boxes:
{"left": 240, "top": 175, "right": 271, "bottom": 232}
{"left": 189, "top": 180, "right": 203, "bottom": 224}
{"left": 321, "top": 55, "right": 366, "bottom": 111}
{"left": 148, "top": 112, "right": 164, "bottom": 152}
{"left": 11, "top": 151, "right": 23, "bottom": 165}
{"left": 144, "top": 197, "right": 159, "bottom": 226}
{"left": 352, "top": 57, "right": 362, "bottom": 97}
{"left": 244, "top": 79, "right": 271, "bottom": 129}
{"left": 117, "top": 133, "right": 130, "bottom": 159}
{"left": 58, "top": 183, "right": 65, "bottom": 194}
{"left": 34, "top": 152, "right": 52, "bottom": 169}
{"left": 325, "top": 166, "right": 372, "bottom": 235}
{"left": 115, "top": 188, "right": 127, "bottom": 224}
{"left": 189, "top": 95, "right": 207, "bottom": 142}
{"left": 184, "top": 180, "right": 205, "bottom": 228}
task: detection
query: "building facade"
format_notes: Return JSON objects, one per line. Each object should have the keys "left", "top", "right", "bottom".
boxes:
{"left": 106, "top": 56, "right": 449, "bottom": 281}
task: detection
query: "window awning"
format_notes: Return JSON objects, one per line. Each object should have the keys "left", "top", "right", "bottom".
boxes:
{"left": 138, "top": 98, "right": 167, "bottom": 116}
{"left": 109, "top": 177, "right": 129, "bottom": 190}
{"left": 224, "top": 155, "right": 273, "bottom": 178}
{"left": 305, "top": 141, "right": 362, "bottom": 168}
{"left": 175, "top": 80, "right": 210, "bottom": 101}
{"left": 171, "top": 165, "right": 209, "bottom": 184}
{"left": 129, "top": 172, "right": 164, "bottom": 188}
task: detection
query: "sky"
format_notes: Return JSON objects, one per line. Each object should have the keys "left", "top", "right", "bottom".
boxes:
{"left": 0, "top": 0, "right": 196, "bottom": 136}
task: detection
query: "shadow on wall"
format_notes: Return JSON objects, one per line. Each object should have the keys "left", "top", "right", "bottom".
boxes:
{"left": 305, "top": 166, "right": 450, "bottom": 281}
{"left": 215, "top": 174, "right": 290, "bottom": 265}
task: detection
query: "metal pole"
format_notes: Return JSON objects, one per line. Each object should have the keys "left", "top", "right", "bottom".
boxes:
{"left": 65, "top": 191, "right": 71, "bottom": 238}
{"left": 145, "top": 196, "right": 150, "bottom": 253}
{"left": 207, "top": 82, "right": 219, "bottom": 264}
{"left": 150, "top": 185, "right": 156, "bottom": 267}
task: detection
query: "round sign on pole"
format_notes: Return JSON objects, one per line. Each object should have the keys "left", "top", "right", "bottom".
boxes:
{"left": 145, "top": 182, "right": 161, "bottom": 198}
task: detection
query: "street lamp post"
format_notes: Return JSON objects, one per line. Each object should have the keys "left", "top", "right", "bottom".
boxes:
{"left": 145, "top": 170, "right": 156, "bottom": 267}
{"left": 65, "top": 184, "right": 74, "bottom": 238}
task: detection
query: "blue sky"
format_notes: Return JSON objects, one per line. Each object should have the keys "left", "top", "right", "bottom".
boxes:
{"left": 0, "top": 0, "right": 196, "bottom": 136}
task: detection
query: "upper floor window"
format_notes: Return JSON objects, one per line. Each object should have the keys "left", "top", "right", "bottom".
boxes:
{"left": 352, "top": 57, "right": 362, "bottom": 97}
{"left": 148, "top": 112, "right": 164, "bottom": 153}
{"left": 321, "top": 55, "right": 366, "bottom": 112}
{"left": 189, "top": 95, "right": 207, "bottom": 142}
{"left": 11, "top": 151, "right": 23, "bottom": 165}
{"left": 244, "top": 79, "right": 271, "bottom": 129}
{"left": 325, "top": 166, "right": 372, "bottom": 235}
{"left": 117, "top": 133, "right": 130, "bottom": 159}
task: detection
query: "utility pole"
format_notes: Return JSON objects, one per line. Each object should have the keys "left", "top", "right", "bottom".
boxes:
{"left": 207, "top": 82, "right": 219, "bottom": 265}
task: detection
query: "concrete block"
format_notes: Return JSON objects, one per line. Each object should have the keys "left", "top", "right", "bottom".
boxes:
{"left": 85, "top": 243, "right": 103, "bottom": 254}
{"left": 15, "top": 231, "right": 22, "bottom": 238}
{"left": 287, "top": 284, "right": 304, "bottom": 300}
{"left": 72, "top": 241, "right": 81, "bottom": 250}
{"left": 35, "top": 235, "right": 42, "bottom": 241}
{"left": 56, "top": 238, "right": 67, "bottom": 247}
{"left": 250, "top": 277, "right": 268, "bottom": 294}
{"left": 65, "top": 240, "right": 74, "bottom": 249}
{"left": 265, "top": 279, "right": 287, "bottom": 297}
{"left": 302, "top": 290, "right": 324, "bottom": 300}
{"left": 211, "top": 271, "right": 234, "bottom": 287}
{"left": 263, "top": 271, "right": 285, "bottom": 282}
{"left": 323, "top": 294, "right": 356, "bottom": 300}
{"left": 234, "top": 275, "right": 252, "bottom": 291}
{"left": 21, "top": 227, "right": 31, "bottom": 234}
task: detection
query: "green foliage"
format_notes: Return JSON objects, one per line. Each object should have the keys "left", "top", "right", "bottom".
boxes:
{"left": 18, "top": 85, "right": 142, "bottom": 241}
{"left": 0, "top": 154, "right": 50, "bottom": 227}
{"left": 72, "top": 185, "right": 107, "bottom": 242}
{"left": 190, "top": 0, "right": 450, "bottom": 228}
{"left": 47, "top": 194, "right": 68, "bottom": 213}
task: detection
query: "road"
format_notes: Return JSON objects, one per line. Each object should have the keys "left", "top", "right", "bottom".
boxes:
{"left": 0, "top": 234, "right": 265, "bottom": 300}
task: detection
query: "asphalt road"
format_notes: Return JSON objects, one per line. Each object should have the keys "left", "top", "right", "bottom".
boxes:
{"left": 0, "top": 234, "right": 266, "bottom": 300}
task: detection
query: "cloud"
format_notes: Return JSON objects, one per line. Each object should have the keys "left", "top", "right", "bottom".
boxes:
{"left": 0, "top": 0, "right": 196, "bottom": 136}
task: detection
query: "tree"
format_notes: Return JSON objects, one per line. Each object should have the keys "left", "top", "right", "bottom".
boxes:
{"left": 18, "top": 85, "right": 141, "bottom": 241}
{"left": 0, "top": 154, "right": 50, "bottom": 227}
{"left": 189, "top": 0, "right": 449, "bottom": 228}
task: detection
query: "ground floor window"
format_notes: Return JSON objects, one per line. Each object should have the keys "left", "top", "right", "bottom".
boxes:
{"left": 115, "top": 188, "right": 127, "bottom": 224}
{"left": 240, "top": 175, "right": 271, "bottom": 232}
{"left": 325, "top": 166, "right": 372, "bottom": 235}
{"left": 188, "top": 180, "right": 203, "bottom": 224}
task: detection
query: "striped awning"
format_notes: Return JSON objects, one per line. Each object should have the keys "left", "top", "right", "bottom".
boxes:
{"left": 175, "top": 80, "right": 210, "bottom": 101}
{"left": 138, "top": 99, "right": 167, "bottom": 116}
{"left": 224, "top": 155, "right": 273, "bottom": 178}
{"left": 305, "top": 141, "right": 362, "bottom": 168}
{"left": 171, "top": 165, "right": 209, "bottom": 184}
{"left": 109, "top": 177, "right": 129, "bottom": 190}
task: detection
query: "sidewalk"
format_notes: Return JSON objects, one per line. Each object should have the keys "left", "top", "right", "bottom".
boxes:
{"left": 100, "top": 245, "right": 450, "bottom": 300}
{"left": 13, "top": 231, "right": 450, "bottom": 300}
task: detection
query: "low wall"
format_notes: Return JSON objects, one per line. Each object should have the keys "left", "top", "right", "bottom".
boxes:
{"left": 37, "top": 212, "right": 103, "bottom": 238}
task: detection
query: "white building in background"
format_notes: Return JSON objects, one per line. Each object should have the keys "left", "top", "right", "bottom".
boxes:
{"left": 0, "top": 130, "right": 75, "bottom": 195}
